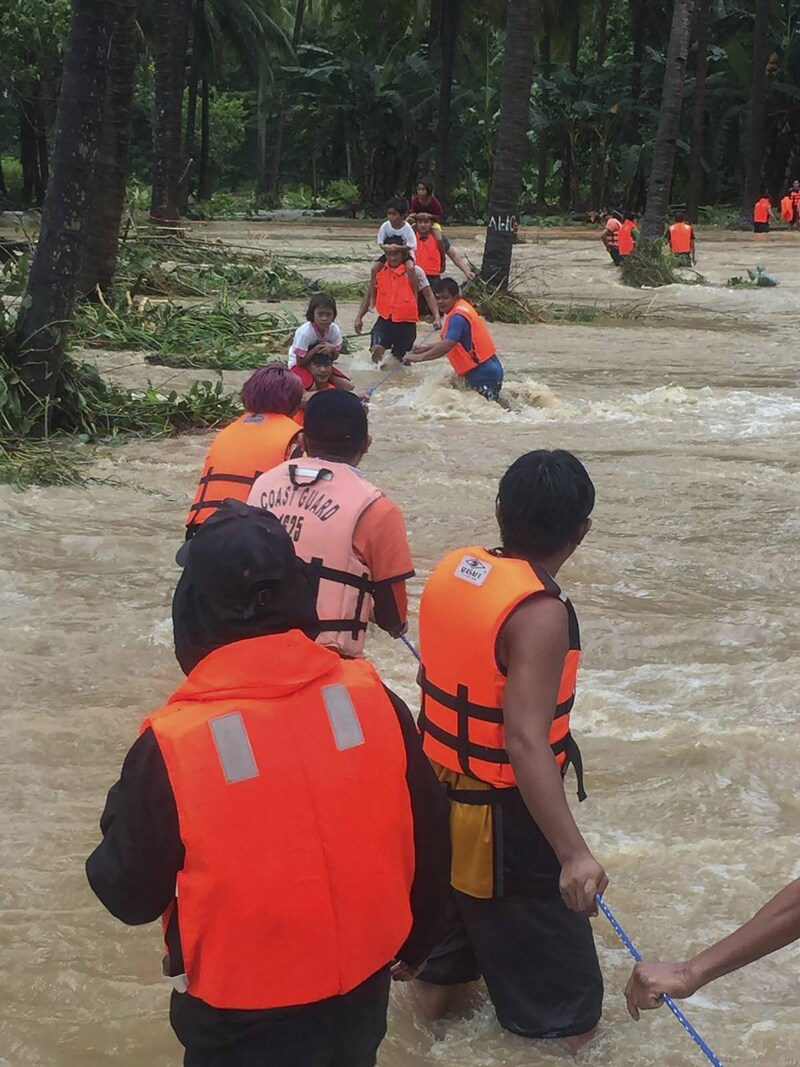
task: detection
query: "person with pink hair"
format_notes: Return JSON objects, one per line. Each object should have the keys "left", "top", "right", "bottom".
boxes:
{"left": 185, "top": 364, "right": 304, "bottom": 536}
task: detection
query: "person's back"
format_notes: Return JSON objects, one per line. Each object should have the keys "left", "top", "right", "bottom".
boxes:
{"left": 186, "top": 365, "right": 302, "bottom": 534}
{"left": 668, "top": 213, "right": 695, "bottom": 261}
{"left": 86, "top": 501, "right": 449, "bottom": 1067}
{"left": 248, "top": 392, "right": 413, "bottom": 657}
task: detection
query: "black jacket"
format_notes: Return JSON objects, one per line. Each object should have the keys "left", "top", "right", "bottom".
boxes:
{"left": 86, "top": 683, "right": 450, "bottom": 1005}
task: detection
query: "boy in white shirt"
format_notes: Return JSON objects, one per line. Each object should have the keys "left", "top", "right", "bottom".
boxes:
{"left": 376, "top": 198, "right": 417, "bottom": 251}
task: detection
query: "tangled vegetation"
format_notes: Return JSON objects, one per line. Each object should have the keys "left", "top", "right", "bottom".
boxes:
{"left": 620, "top": 238, "right": 705, "bottom": 289}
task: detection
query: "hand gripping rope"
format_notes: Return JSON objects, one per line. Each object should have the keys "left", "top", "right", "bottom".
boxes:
{"left": 394, "top": 640, "right": 725, "bottom": 1067}
{"left": 595, "top": 895, "right": 724, "bottom": 1067}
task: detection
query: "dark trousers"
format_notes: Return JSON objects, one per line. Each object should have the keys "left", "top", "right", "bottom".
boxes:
{"left": 172, "top": 968, "right": 391, "bottom": 1067}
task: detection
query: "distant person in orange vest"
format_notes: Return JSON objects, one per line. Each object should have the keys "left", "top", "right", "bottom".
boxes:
{"left": 780, "top": 189, "right": 794, "bottom": 224}
{"left": 249, "top": 390, "right": 414, "bottom": 658}
{"left": 404, "top": 278, "right": 505, "bottom": 402}
{"left": 413, "top": 212, "right": 475, "bottom": 317}
{"left": 86, "top": 500, "right": 451, "bottom": 1067}
{"left": 354, "top": 236, "right": 440, "bottom": 364}
{"left": 667, "top": 211, "right": 696, "bottom": 264}
{"left": 186, "top": 364, "right": 303, "bottom": 536}
{"left": 790, "top": 179, "right": 800, "bottom": 227}
{"left": 411, "top": 451, "right": 607, "bottom": 1053}
{"left": 601, "top": 209, "right": 623, "bottom": 265}
{"left": 753, "top": 194, "right": 774, "bottom": 233}
{"left": 617, "top": 212, "right": 639, "bottom": 259}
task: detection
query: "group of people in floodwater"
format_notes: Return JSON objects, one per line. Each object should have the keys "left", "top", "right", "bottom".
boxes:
{"left": 81, "top": 179, "right": 800, "bottom": 1067}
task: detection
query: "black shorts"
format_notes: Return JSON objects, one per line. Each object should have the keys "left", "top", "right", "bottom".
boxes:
{"left": 419, "top": 889, "right": 603, "bottom": 1040}
{"left": 754, "top": 221, "right": 770, "bottom": 233}
{"left": 418, "top": 281, "right": 439, "bottom": 317}
{"left": 371, "top": 317, "right": 417, "bottom": 358}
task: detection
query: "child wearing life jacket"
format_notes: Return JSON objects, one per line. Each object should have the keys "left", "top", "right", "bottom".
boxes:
{"left": 753, "top": 195, "right": 773, "bottom": 233}
{"left": 289, "top": 293, "right": 352, "bottom": 392}
{"left": 414, "top": 213, "right": 475, "bottom": 315}
{"left": 355, "top": 237, "right": 440, "bottom": 364}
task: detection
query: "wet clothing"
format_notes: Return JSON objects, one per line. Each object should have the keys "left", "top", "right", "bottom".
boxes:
{"left": 186, "top": 414, "right": 300, "bottom": 532}
{"left": 248, "top": 459, "right": 414, "bottom": 656}
{"left": 173, "top": 968, "right": 391, "bottom": 1067}
{"left": 618, "top": 220, "right": 638, "bottom": 257}
{"left": 754, "top": 221, "right": 770, "bottom": 234}
{"left": 371, "top": 318, "right": 417, "bottom": 359}
{"left": 86, "top": 634, "right": 450, "bottom": 1057}
{"left": 464, "top": 357, "right": 504, "bottom": 402}
{"left": 604, "top": 218, "right": 622, "bottom": 264}
{"left": 418, "top": 889, "right": 603, "bottom": 1040}
{"left": 753, "top": 198, "right": 771, "bottom": 226}
{"left": 441, "top": 304, "right": 503, "bottom": 401}
{"left": 668, "top": 222, "right": 694, "bottom": 256}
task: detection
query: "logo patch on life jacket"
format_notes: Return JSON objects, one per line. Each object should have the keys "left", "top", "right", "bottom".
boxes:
{"left": 454, "top": 555, "right": 492, "bottom": 586}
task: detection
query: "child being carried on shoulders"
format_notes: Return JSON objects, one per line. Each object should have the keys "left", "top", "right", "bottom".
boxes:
{"left": 289, "top": 292, "right": 353, "bottom": 393}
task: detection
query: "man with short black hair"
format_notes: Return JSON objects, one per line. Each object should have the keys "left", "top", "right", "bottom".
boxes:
{"left": 86, "top": 500, "right": 450, "bottom": 1067}
{"left": 411, "top": 450, "right": 607, "bottom": 1053}
{"left": 404, "top": 278, "right": 505, "bottom": 402}
{"left": 248, "top": 391, "right": 414, "bottom": 658}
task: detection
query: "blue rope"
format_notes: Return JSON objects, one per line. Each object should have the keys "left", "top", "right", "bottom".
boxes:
{"left": 399, "top": 633, "right": 421, "bottom": 661}
{"left": 595, "top": 895, "right": 724, "bottom": 1067}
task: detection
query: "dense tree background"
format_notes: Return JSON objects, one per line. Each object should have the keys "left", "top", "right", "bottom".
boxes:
{"left": 3, "top": 0, "right": 800, "bottom": 220}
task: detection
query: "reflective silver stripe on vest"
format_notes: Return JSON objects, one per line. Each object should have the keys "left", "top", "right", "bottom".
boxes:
{"left": 209, "top": 712, "right": 259, "bottom": 783}
{"left": 322, "top": 685, "right": 365, "bottom": 751}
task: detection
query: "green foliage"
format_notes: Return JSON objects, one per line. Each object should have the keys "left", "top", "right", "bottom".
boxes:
{"left": 468, "top": 278, "right": 547, "bottom": 324}
{"left": 325, "top": 179, "right": 361, "bottom": 216}
{"left": 621, "top": 238, "right": 684, "bottom": 288}
{"left": 726, "top": 266, "right": 779, "bottom": 288}
{"left": 208, "top": 90, "right": 248, "bottom": 182}
{"left": 0, "top": 440, "right": 89, "bottom": 488}
{"left": 1, "top": 157, "right": 22, "bottom": 199}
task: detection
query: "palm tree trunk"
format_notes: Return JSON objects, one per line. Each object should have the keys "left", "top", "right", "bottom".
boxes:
{"left": 481, "top": 0, "right": 536, "bottom": 287}
{"left": 197, "top": 75, "right": 212, "bottom": 200}
{"left": 597, "top": 0, "right": 611, "bottom": 65}
{"left": 14, "top": 0, "right": 114, "bottom": 419}
{"left": 256, "top": 70, "right": 270, "bottom": 196}
{"left": 268, "top": 0, "right": 305, "bottom": 200}
{"left": 182, "top": 0, "right": 204, "bottom": 211}
{"left": 76, "top": 0, "right": 138, "bottom": 296}
{"left": 632, "top": 0, "right": 646, "bottom": 100}
{"left": 641, "top": 0, "right": 697, "bottom": 238}
{"left": 434, "top": 0, "right": 460, "bottom": 207}
{"left": 19, "top": 94, "right": 43, "bottom": 206}
{"left": 150, "top": 0, "right": 190, "bottom": 223}
{"left": 536, "top": 19, "right": 552, "bottom": 208}
{"left": 0, "top": 157, "right": 7, "bottom": 199}
{"left": 741, "top": 0, "right": 771, "bottom": 218}
{"left": 686, "top": 0, "right": 711, "bottom": 222}
{"left": 33, "top": 83, "right": 50, "bottom": 196}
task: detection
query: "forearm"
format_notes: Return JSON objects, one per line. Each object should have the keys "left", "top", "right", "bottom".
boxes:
{"left": 506, "top": 736, "right": 589, "bottom": 864}
{"left": 416, "top": 340, "right": 452, "bottom": 362}
{"left": 689, "top": 878, "right": 800, "bottom": 990}
{"left": 356, "top": 291, "right": 371, "bottom": 319}
{"left": 423, "top": 286, "right": 438, "bottom": 318}
{"left": 447, "top": 249, "right": 472, "bottom": 276}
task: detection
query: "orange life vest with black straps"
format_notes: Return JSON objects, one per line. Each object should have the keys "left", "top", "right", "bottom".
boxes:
{"left": 781, "top": 195, "right": 794, "bottom": 221}
{"left": 754, "top": 198, "right": 771, "bottom": 224}
{"left": 418, "top": 546, "right": 585, "bottom": 798}
{"left": 441, "top": 299, "right": 496, "bottom": 377}
{"left": 187, "top": 413, "right": 300, "bottom": 529}
{"left": 375, "top": 262, "right": 419, "bottom": 323}
{"left": 415, "top": 232, "right": 445, "bottom": 277}
{"left": 618, "top": 219, "right": 637, "bottom": 256}
{"left": 668, "top": 222, "right": 693, "bottom": 254}
{"left": 146, "top": 632, "right": 416, "bottom": 1011}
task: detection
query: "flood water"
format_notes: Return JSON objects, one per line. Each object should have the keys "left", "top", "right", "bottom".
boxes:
{"left": 3, "top": 222, "right": 800, "bottom": 1066}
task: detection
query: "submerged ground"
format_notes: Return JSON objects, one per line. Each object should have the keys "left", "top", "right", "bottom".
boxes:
{"left": 2, "top": 221, "right": 800, "bottom": 1066}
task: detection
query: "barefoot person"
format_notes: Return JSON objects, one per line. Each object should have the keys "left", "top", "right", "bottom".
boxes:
{"left": 411, "top": 450, "right": 607, "bottom": 1053}
{"left": 404, "top": 278, "right": 504, "bottom": 402}
{"left": 626, "top": 875, "right": 800, "bottom": 1021}
{"left": 86, "top": 501, "right": 450, "bottom": 1067}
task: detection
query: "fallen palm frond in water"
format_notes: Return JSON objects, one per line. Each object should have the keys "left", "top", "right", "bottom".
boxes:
{"left": 467, "top": 278, "right": 549, "bottom": 324}
{"left": 621, "top": 237, "right": 705, "bottom": 288}
{"left": 73, "top": 292, "right": 297, "bottom": 364}
{"left": 0, "top": 440, "right": 89, "bottom": 487}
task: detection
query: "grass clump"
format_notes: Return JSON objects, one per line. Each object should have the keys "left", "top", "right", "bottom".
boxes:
{"left": 0, "top": 439, "right": 88, "bottom": 488}
{"left": 73, "top": 293, "right": 297, "bottom": 366}
{"left": 467, "top": 278, "right": 547, "bottom": 324}
{"left": 620, "top": 237, "right": 705, "bottom": 288}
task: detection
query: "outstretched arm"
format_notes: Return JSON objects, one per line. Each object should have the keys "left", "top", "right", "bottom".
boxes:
{"left": 445, "top": 245, "right": 476, "bottom": 279}
{"left": 405, "top": 337, "right": 455, "bottom": 364}
{"left": 626, "top": 876, "right": 800, "bottom": 1020}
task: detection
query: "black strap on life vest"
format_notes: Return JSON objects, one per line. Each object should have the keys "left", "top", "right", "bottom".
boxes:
{"left": 307, "top": 556, "right": 374, "bottom": 641}
{"left": 187, "top": 467, "right": 263, "bottom": 523}
{"left": 288, "top": 464, "right": 332, "bottom": 488}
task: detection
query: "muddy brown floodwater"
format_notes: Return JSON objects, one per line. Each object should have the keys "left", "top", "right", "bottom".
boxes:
{"left": 3, "top": 221, "right": 800, "bottom": 1066}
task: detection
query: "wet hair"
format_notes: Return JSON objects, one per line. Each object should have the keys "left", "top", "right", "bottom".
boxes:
{"left": 674, "top": 210, "right": 687, "bottom": 222}
{"left": 306, "top": 292, "right": 337, "bottom": 322}
{"left": 434, "top": 277, "right": 460, "bottom": 298}
{"left": 387, "top": 197, "right": 409, "bottom": 216}
{"left": 241, "top": 364, "right": 303, "bottom": 415}
{"left": 497, "top": 450, "right": 595, "bottom": 558}
{"left": 417, "top": 177, "right": 434, "bottom": 195}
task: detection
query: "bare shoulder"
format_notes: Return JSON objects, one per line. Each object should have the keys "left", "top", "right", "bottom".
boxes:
{"left": 500, "top": 594, "right": 569, "bottom": 665}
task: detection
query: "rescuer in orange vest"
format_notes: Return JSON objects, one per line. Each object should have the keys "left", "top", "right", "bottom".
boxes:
{"left": 248, "top": 390, "right": 415, "bottom": 659}
{"left": 354, "top": 236, "right": 440, "bottom": 364}
{"left": 410, "top": 450, "right": 607, "bottom": 1054}
{"left": 790, "top": 179, "right": 800, "bottom": 227}
{"left": 414, "top": 212, "right": 476, "bottom": 316}
{"left": 667, "top": 211, "right": 696, "bottom": 264}
{"left": 404, "top": 277, "right": 505, "bottom": 402}
{"left": 753, "top": 194, "right": 774, "bottom": 233}
{"left": 86, "top": 500, "right": 450, "bottom": 1067}
{"left": 186, "top": 364, "right": 303, "bottom": 535}
{"left": 617, "top": 212, "right": 639, "bottom": 258}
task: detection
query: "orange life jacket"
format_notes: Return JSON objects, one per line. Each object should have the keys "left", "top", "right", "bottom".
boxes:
{"left": 418, "top": 546, "right": 584, "bottom": 798}
{"left": 754, "top": 199, "right": 771, "bottom": 224}
{"left": 415, "top": 232, "right": 445, "bottom": 276}
{"left": 668, "top": 222, "right": 693, "bottom": 254}
{"left": 248, "top": 459, "right": 383, "bottom": 657}
{"left": 618, "top": 219, "right": 637, "bottom": 256}
{"left": 375, "top": 263, "right": 419, "bottom": 323}
{"left": 604, "top": 218, "right": 621, "bottom": 247}
{"left": 441, "top": 299, "right": 496, "bottom": 377}
{"left": 781, "top": 196, "right": 794, "bottom": 221}
{"left": 791, "top": 190, "right": 800, "bottom": 207}
{"left": 187, "top": 413, "right": 300, "bottom": 529}
{"left": 146, "top": 632, "right": 415, "bottom": 1010}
